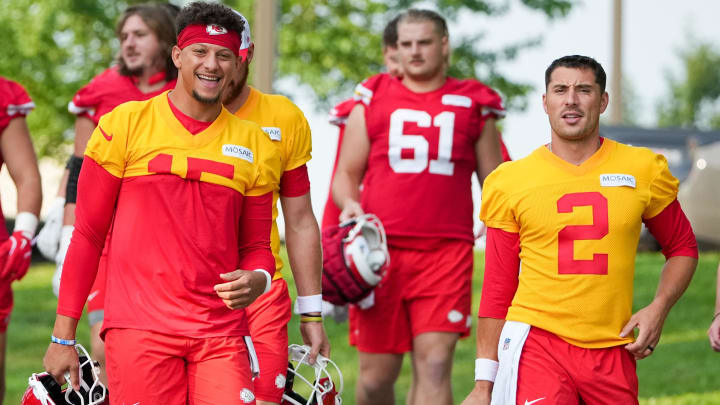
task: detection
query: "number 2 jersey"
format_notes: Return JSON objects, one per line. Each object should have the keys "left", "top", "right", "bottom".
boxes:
{"left": 355, "top": 74, "right": 504, "bottom": 243}
{"left": 57, "top": 92, "right": 281, "bottom": 338}
{"left": 480, "top": 139, "right": 697, "bottom": 348}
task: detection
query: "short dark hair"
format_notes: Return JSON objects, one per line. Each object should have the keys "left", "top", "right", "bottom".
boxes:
{"left": 176, "top": 1, "right": 244, "bottom": 39}
{"left": 396, "top": 9, "right": 448, "bottom": 38}
{"left": 545, "top": 55, "right": 607, "bottom": 92}
{"left": 382, "top": 16, "right": 400, "bottom": 49}
{"left": 116, "top": 3, "right": 178, "bottom": 79}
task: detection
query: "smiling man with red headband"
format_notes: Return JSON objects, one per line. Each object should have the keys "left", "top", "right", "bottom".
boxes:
{"left": 42, "top": 3, "right": 281, "bottom": 404}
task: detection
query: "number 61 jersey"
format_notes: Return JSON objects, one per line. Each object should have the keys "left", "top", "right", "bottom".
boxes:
{"left": 480, "top": 139, "right": 679, "bottom": 348}
{"left": 355, "top": 74, "right": 504, "bottom": 242}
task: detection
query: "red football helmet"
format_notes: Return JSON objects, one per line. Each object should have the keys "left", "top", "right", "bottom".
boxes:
{"left": 281, "top": 344, "right": 343, "bottom": 405}
{"left": 321, "top": 214, "right": 390, "bottom": 305}
{"left": 22, "top": 344, "right": 107, "bottom": 405}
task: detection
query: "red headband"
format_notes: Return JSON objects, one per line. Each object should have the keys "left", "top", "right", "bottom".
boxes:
{"left": 177, "top": 24, "right": 241, "bottom": 56}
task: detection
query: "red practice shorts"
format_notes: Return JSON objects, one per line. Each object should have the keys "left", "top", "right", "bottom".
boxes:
{"left": 85, "top": 253, "right": 107, "bottom": 325}
{"left": 105, "top": 328, "right": 259, "bottom": 405}
{"left": 0, "top": 279, "right": 12, "bottom": 333}
{"left": 349, "top": 239, "right": 473, "bottom": 353}
{"left": 516, "top": 327, "right": 638, "bottom": 405}
{"left": 246, "top": 278, "right": 292, "bottom": 403}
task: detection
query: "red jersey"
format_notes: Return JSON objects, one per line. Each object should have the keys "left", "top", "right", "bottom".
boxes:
{"left": 355, "top": 74, "right": 504, "bottom": 242}
{"left": 57, "top": 93, "right": 281, "bottom": 338}
{"left": 0, "top": 77, "right": 34, "bottom": 241}
{"left": 68, "top": 66, "right": 176, "bottom": 125}
{"left": 322, "top": 98, "right": 355, "bottom": 229}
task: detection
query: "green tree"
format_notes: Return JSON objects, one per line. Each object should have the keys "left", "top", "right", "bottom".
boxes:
{"left": 657, "top": 42, "right": 720, "bottom": 130}
{"left": 0, "top": 0, "right": 130, "bottom": 159}
{"left": 1, "top": 0, "right": 576, "bottom": 158}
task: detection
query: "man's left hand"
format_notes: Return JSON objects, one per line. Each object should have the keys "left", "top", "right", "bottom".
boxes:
{"left": 214, "top": 270, "right": 267, "bottom": 309}
{"left": 300, "top": 320, "right": 331, "bottom": 365}
{"left": 620, "top": 300, "right": 667, "bottom": 360}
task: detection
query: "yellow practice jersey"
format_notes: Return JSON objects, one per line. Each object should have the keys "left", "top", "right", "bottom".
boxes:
{"left": 233, "top": 87, "right": 313, "bottom": 279}
{"left": 87, "top": 91, "right": 280, "bottom": 195}
{"left": 480, "top": 138, "right": 678, "bottom": 348}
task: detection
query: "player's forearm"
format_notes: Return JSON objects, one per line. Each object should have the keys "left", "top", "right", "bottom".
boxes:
{"left": 470, "top": 317, "right": 505, "bottom": 395}
{"left": 15, "top": 170, "right": 42, "bottom": 215}
{"left": 476, "top": 317, "right": 505, "bottom": 360}
{"left": 52, "top": 314, "right": 80, "bottom": 340}
{"left": 285, "top": 217, "right": 322, "bottom": 296}
{"left": 331, "top": 169, "right": 362, "bottom": 209}
{"left": 237, "top": 192, "right": 275, "bottom": 277}
{"left": 652, "top": 255, "right": 697, "bottom": 317}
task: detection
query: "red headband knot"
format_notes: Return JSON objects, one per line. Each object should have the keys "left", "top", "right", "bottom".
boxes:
{"left": 177, "top": 24, "right": 241, "bottom": 56}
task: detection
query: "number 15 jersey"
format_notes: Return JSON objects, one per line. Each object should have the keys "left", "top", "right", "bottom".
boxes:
{"left": 356, "top": 74, "right": 504, "bottom": 243}
{"left": 481, "top": 139, "right": 679, "bottom": 348}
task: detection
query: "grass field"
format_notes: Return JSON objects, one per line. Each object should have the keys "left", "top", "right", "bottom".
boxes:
{"left": 5, "top": 251, "right": 720, "bottom": 404}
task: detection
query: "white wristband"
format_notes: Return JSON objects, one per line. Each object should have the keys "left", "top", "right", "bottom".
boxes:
{"left": 14, "top": 212, "right": 39, "bottom": 238}
{"left": 296, "top": 294, "right": 322, "bottom": 314}
{"left": 474, "top": 358, "right": 499, "bottom": 382}
{"left": 253, "top": 269, "right": 272, "bottom": 295}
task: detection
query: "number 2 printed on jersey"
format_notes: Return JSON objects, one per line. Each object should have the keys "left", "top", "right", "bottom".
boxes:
{"left": 557, "top": 192, "right": 609, "bottom": 275}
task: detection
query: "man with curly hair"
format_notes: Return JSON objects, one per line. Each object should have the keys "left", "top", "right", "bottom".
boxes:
{"left": 43, "top": 3, "right": 280, "bottom": 404}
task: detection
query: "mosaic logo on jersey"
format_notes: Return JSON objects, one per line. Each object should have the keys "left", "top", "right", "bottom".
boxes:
{"left": 262, "top": 126, "right": 282, "bottom": 141}
{"left": 599, "top": 173, "right": 636, "bottom": 188}
{"left": 222, "top": 144, "right": 253, "bottom": 163}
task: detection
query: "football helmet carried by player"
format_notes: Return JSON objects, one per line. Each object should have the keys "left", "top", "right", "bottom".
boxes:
{"left": 321, "top": 214, "right": 389, "bottom": 305}
{"left": 21, "top": 344, "right": 107, "bottom": 405}
{"left": 281, "top": 344, "right": 343, "bottom": 405}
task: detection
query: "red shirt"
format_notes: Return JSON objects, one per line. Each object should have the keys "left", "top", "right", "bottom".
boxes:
{"left": 58, "top": 94, "right": 280, "bottom": 338}
{"left": 356, "top": 74, "right": 504, "bottom": 243}
{"left": 68, "top": 66, "right": 176, "bottom": 125}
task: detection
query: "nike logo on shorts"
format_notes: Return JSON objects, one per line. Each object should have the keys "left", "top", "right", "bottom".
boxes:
{"left": 98, "top": 126, "right": 113, "bottom": 141}
{"left": 525, "top": 398, "right": 546, "bottom": 405}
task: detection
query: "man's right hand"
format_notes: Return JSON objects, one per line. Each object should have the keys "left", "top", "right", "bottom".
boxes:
{"left": 43, "top": 343, "right": 81, "bottom": 391}
{"left": 460, "top": 381, "right": 493, "bottom": 405}
{"left": 338, "top": 199, "right": 364, "bottom": 223}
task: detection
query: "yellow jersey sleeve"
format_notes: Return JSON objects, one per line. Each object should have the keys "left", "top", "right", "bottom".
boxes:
{"left": 84, "top": 106, "right": 130, "bottom": 178}
{"left": 246, "top": 126, "right": 282, "bottom": 197}
{"left": 480, "top": 165, "right": 519, "bottom": 233}
{"left": 643, "top": 153, "right": 679, "bottom": 219}
{"left": 283, "top": 108, "right": 313, "bottom": 171}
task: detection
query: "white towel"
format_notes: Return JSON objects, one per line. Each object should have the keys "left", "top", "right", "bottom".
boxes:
{"left": 491, "top": 321, "right": 531, "bottom": 405}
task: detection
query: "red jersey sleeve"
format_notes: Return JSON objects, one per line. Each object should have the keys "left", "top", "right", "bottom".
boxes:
{"left": 57, "top": 158, "right": 122, "bottom": 319}
{"left": 643, "top": 199, "right": 698, "bottom": 260}
{"left": 471, "top": 82, "right": 505, "bottom": 121}
{"left": 279, "top": 164, "right": 310, "bottom": 197}
{"left": 478, "top": 227, "right": 520, "bottom": 319}
{"left": 328, "top": 98, "right": 355, "bottom": 127}
{"left": 237, "top": 191, "right": 276, "bottom": 276}
{"left": 0, "top": 78, "right": 34, "bottom": 132}
{"left": 68, "top": 76, "right": 103, "bottom": 122}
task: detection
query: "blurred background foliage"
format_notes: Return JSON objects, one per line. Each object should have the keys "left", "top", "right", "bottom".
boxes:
{"left": 1, "top": 0, "right": 577, "bottom": 158}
